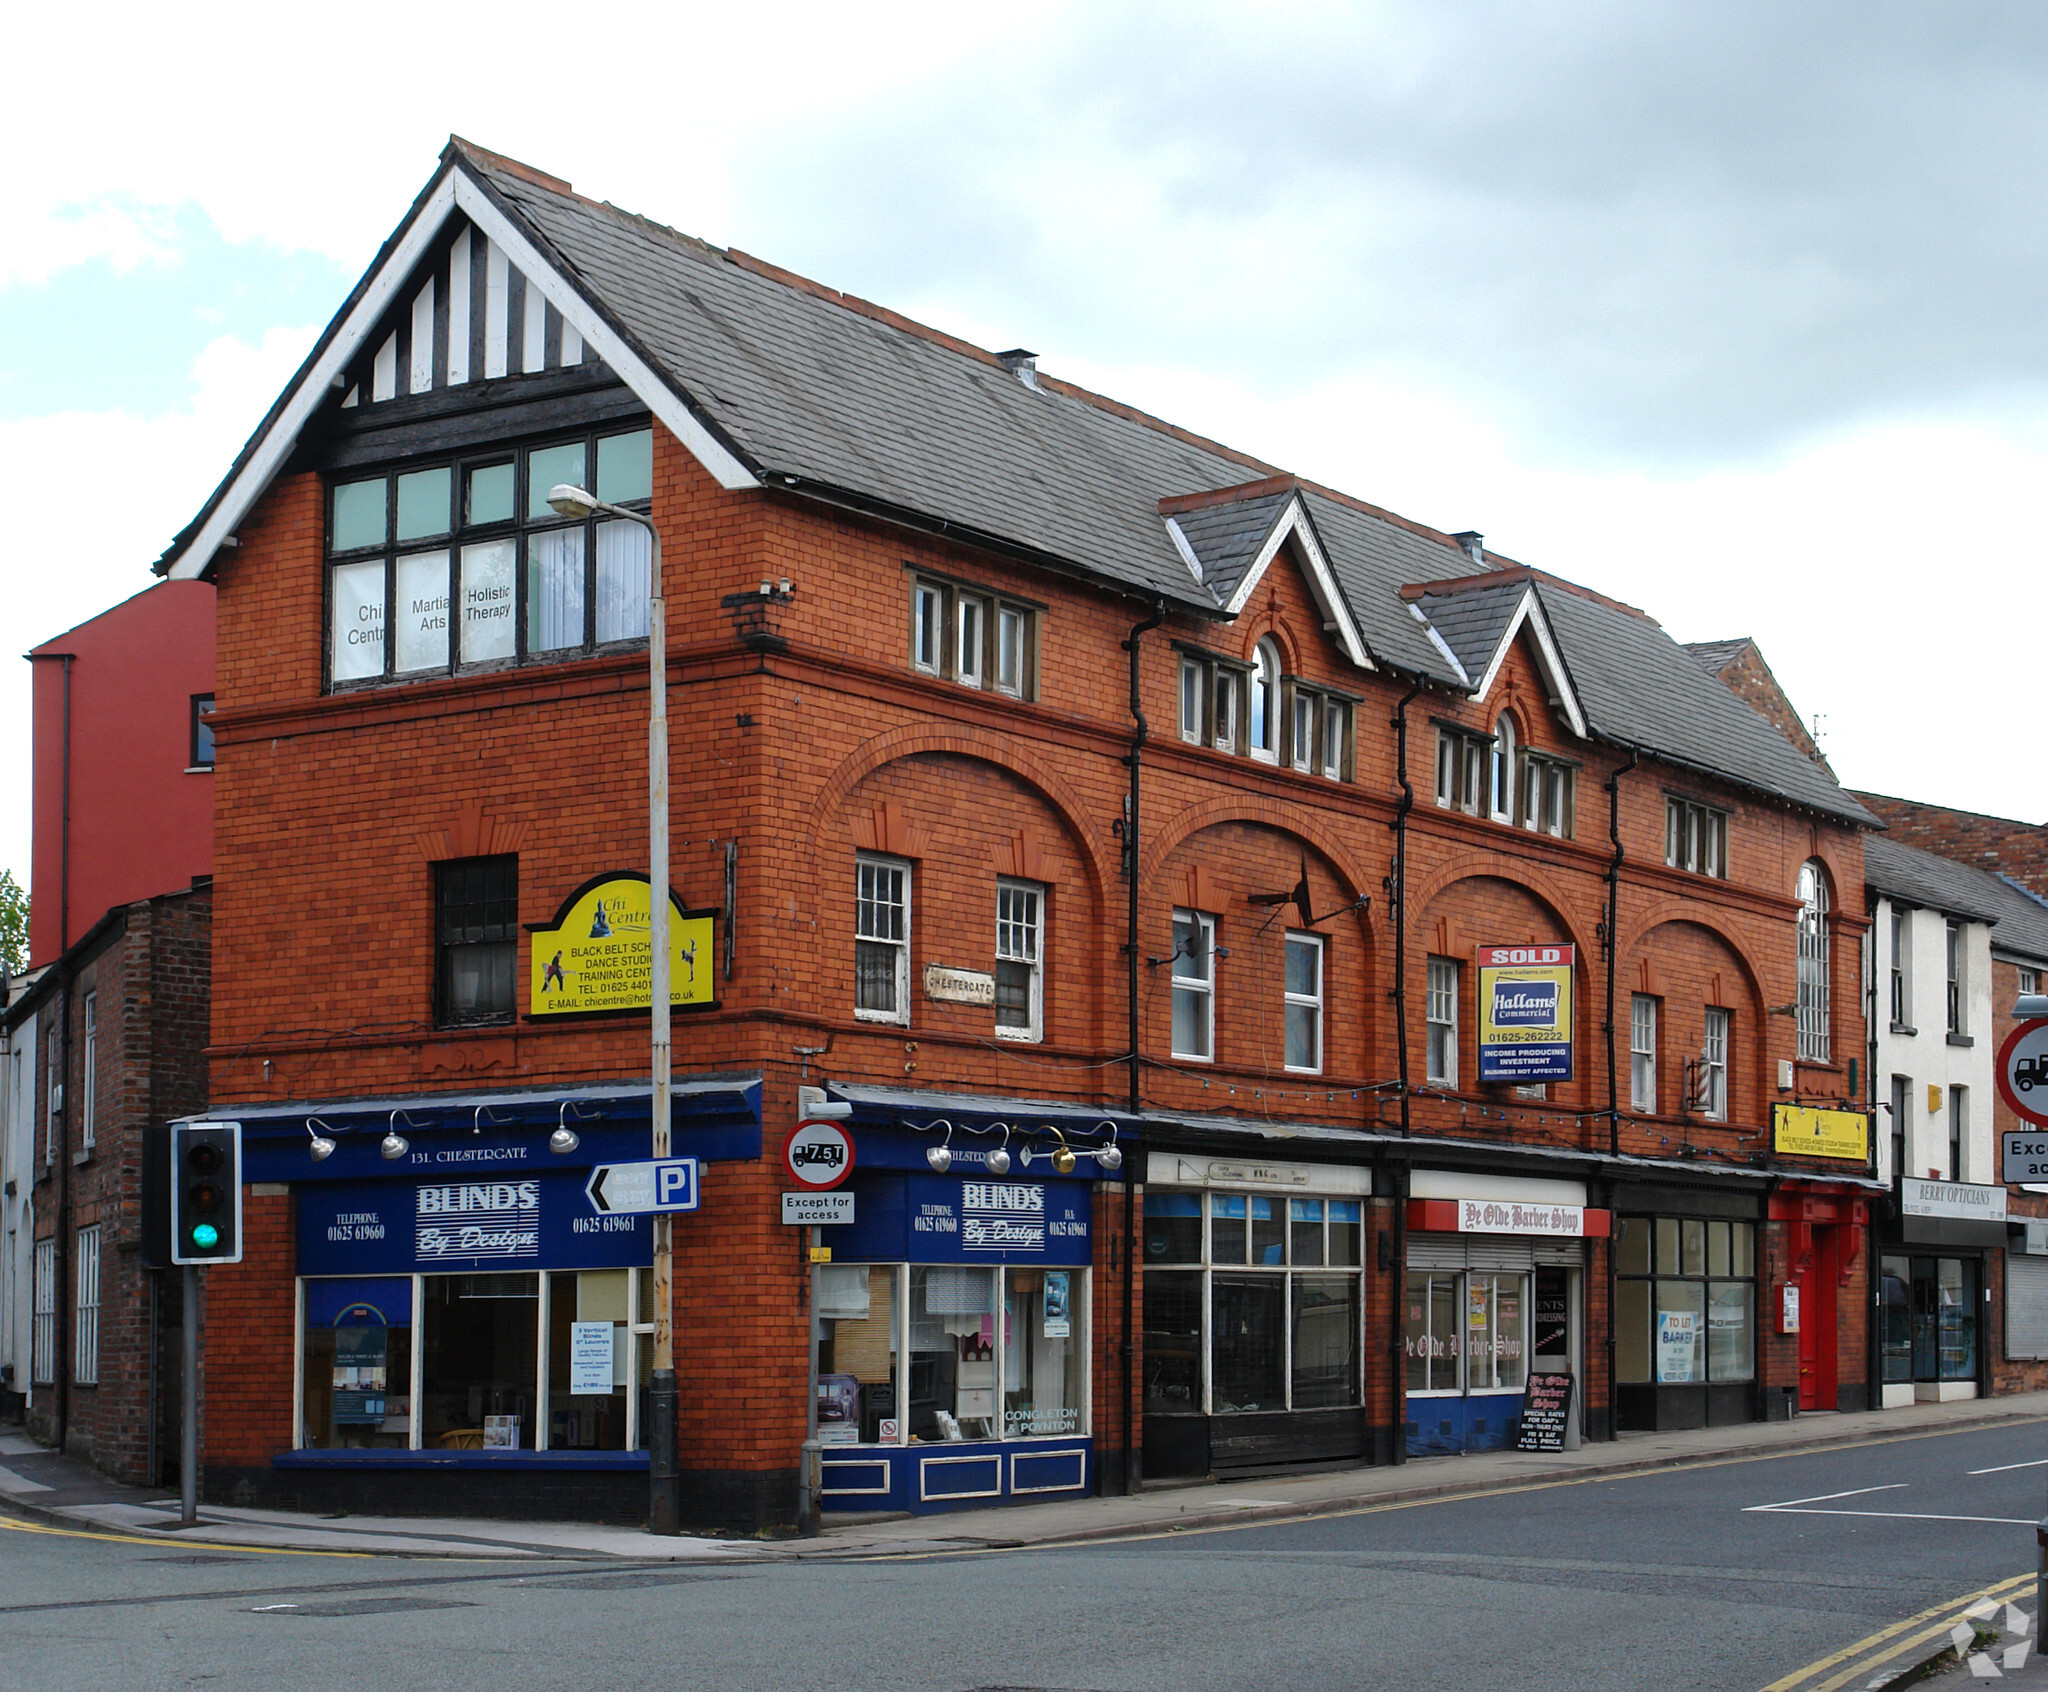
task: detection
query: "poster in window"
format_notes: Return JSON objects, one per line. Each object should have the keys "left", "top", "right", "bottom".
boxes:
{"left": 332, "top": 1322, "right": 389, "bottom": 1425}
{"left": 568, "top": 1321, "right": 614, "bottom": 1395}
{"left": 1476, "top": 944, "right": 1575, "bottom": 1083}
{"left": 1044, "top": 1270, "right": 1071, "bottom": 1339}
{"left": 1656, "top": 1310, "right": 1698, "bottom": 1383}
{"left": 526, "top": 872, "right": 717, "bottom": 1019}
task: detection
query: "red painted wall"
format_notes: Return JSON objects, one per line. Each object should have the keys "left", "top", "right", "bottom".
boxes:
{"left": 29, "top": 580, "right": 214, "bottom": 966}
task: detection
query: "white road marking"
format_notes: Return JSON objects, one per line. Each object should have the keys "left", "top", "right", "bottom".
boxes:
{"left": 1752, "top": 1507, "right": 2036, "bottom": 1525}
{"left": 1746, "top": 1484, "right": 1908, "bottom": 1512}
{"left": 1967, "top": 1458, "right": 2048, "bottom": 1474}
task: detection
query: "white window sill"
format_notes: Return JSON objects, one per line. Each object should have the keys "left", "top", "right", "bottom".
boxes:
{"left": 185, "top": 765, "right": 214, "bottom": 775}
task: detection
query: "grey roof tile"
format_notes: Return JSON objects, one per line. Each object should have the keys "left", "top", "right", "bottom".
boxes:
{"left": 1866, "top": 837, "right": 2008, "bottom": 924}
{"left": 1168, "top": 492, "right": 1291, "bottom": 602}
{"left": 1684, "top": 638, "right": 1754, "bottom": 676}
{"left": 1414, "top": 582, "right": 1528, "bottom": 682}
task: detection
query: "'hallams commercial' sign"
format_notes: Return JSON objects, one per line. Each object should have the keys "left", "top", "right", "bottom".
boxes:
{"left": 1476, "top": 945, "right": 1576, "bottom": 1083}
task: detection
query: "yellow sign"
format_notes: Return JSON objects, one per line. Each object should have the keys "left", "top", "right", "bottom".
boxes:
{"left": 527, "top": 873, "right": 716, "bottom": 1019}
{"left": 1773, "top": 1104, "right": 1869, "bottom": 1162}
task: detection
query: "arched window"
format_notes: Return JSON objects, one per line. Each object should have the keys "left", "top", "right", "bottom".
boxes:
{"left": 1249, "top": 640, "right": 1280, "bottom": 761}
{"left": 1490, "top": 715, "right": 1517, "bottom": 821}
{"left": 1796, "top": 861, "right": 1831, "bottom": 1062}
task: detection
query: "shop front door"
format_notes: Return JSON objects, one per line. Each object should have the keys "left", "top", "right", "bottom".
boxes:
{"left": 1795, "top": 1228, "right": 1839, "bottom": 1412}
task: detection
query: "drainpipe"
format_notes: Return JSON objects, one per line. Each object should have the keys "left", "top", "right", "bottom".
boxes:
{"left": 1390, "top": 684, "right": 1422, "bottom": 1139}
{"left": 59, "top": 654, "right": 74, "bottom": 954}
{"left": 52, "top": 972, "right": 70, "bottom": 1455}
{"left": 1604, "top": 748, "right": 1639, "bottom": 1157}
{"left": 1387, "top": 681, "right": 1421, "bottom": 1467}
{"left": 1119, "top": 598, "right": 1164, "bottom": 1498}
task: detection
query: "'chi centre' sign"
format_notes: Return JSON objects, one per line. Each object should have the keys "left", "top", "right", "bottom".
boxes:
{"left": 527, "top": 872, "right": 716, "bottom": 1019}
{"left": 1477, "top": 944, "right": 1576, "bottom": 1084}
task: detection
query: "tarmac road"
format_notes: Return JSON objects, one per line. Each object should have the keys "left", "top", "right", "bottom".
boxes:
{"left": 3, "top": 1418, "right": 2045, "bottom": 1692}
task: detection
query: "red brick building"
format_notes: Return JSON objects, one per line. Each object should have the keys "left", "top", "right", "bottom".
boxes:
{"left": 4, "top": 881, "right": 211, "bottom": 1475}
{"left": 152, "top": 140, "right": 1880, "bottom": 1527}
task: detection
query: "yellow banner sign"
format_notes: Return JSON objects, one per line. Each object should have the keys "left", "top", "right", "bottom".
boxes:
{"left": 527, "top": 873, "right": 715, "bottom": 1019}
{"left": 1773, "top": 1104, "right": 1869, "bottom": 1162}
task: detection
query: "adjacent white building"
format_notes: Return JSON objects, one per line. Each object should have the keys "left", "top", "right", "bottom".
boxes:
{"left": 0, "top": 978, "right": 40, "bottom": 1419}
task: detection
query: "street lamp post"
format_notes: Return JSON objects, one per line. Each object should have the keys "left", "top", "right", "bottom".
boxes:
{"left": 548, "top": 483, "right": 677, "bottom": 1536}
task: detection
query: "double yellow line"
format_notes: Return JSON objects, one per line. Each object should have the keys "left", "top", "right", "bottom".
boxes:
{"left": 0, "top": 1512, "right": 369, "bottom": 1558}
{"left": 1762, "top": 1571, "right": 2034, "bottom": 1692}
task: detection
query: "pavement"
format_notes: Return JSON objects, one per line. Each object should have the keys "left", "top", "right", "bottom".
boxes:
{"left": 6, "top": 1390, "right": 2048, "bottom": 1571}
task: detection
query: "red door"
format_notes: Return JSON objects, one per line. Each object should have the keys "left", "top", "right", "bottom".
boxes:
{"left": 1796, "top": 1228, "right": 1840, "bottom": 1411}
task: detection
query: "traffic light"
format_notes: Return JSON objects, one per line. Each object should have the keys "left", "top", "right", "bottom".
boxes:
{"left": 170, "top": 1122, "right": 242, "bottom": 1266}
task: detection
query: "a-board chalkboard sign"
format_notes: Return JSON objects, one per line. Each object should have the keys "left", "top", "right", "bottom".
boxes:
{"left": 1516, "top": 1371, "right": 1573, "bottom": 1452}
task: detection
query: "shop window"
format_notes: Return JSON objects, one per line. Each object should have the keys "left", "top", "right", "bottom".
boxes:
{"left": 1613, "top": 1216, "right": 1754, "bottom": 1386}
{"left": 855, "top": 855, "right": 911, "bottom": 1023}
{"left": 301, "top": 1278, "right": 415, "bottom": 1451}
{"left": 421, "top": 1273, "right": 540, "bottom": 1450}
{"left": 326, "top": 427, "right": 653, "bottom": 688}
{"left": 435, "top": 855, "right": 517, "bottom": 1027}
{"left": 1284, "top": 933, "right": 1323, "bottom": 1073}
{"left": 31, "top": 1239, "right": 55, "bottom": 1386}
{"left": 1404, "top": 1270, "right": 1463, "bottom": 1394}
{"left": 1630, "top": 995, "right": 1657, "bottom": 1114}
{"left": 1426, "top": 956, "right": 1459, "bottom": 1085}
{"left": 817, "top": 1263, "right": 1088, "bottom": 1446}
{"left": 1170, "top": 910, "right": 1215, "bottom": 1061}
{"left": 1796, "top": 861, "right": 1831, "bottom": 1062}
{"left": 1142, "top": 1188, "right": 1366, "bottom": 1418}
{"left": 1666, "top": 797, "right": 1728, "bottom": 878}
{"left": 74, "top": 1225, "right": 99, "bottom": 1387}
{"left": 994, "top": 879, "right": 1043, "bottom": 1042}
{"left": 547, "top": 1269, "right": 632, "bottom": 1450}
{"left": 906, "top": 574, "right": 1038, "bottom": 699}
{"left": 80, "top": 991, "right": 96, "bottom": 1150}
{"left": 1883, "top": 1254, "right": 1980, "bottom": 1385}
{"left": 190, "top": 694, "right": 216, "bottom": 769}
{"left": 1700, "top": 1007, "right": 1730, "bottom": 1122}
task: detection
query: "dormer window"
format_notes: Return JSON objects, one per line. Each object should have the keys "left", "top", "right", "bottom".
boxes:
{"left": 326, "top": 427, "right": 653, "bottom": 688}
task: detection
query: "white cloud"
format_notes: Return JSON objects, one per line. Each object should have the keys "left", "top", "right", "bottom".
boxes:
{"left": 0, "top": 324, "right": 317, "bottom": 885}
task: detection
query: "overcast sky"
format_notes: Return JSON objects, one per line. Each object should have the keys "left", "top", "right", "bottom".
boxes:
{"left": 5, "top": 0, "right": 2044, "bottom": 897}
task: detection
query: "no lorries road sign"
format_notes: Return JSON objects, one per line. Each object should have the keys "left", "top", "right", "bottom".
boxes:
{"left": 1998, "top": 1019, "right": 2048, "bottom": 1131}
{"left": 585, "top": 1158, "right": 699, "bottom": 1215}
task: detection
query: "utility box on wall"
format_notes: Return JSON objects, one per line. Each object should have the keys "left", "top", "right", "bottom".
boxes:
{"left": 1778, "top": 1282, "right": 1801, "bottom": 1335}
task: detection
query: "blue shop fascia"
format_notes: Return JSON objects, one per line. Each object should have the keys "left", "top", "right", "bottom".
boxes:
{"left": 184, "top": 1072, "right": 760, "bottom": 1521}
{"left": 806, "top": 1085, "right": 1133, "bottom": 1513}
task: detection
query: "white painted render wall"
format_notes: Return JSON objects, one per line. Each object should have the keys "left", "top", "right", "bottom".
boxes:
{"left": 1871, "top": 898, "right": 1996, "bottom": 1184}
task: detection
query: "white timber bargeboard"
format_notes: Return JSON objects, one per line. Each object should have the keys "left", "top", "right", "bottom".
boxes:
{"left": 167, "top": 163, "right": 757, "bottom": 582}
{"left": 1220, "top": 495, "right": 1373, "bottom": 670}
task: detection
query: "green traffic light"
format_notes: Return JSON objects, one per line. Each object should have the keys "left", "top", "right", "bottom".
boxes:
{"left": 191, "top": 1223, "right": 220, "bottom": 1250}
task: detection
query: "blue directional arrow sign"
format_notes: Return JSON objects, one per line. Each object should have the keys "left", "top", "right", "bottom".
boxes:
{"left": 585, "top": 1158, "right": 699, "bottom": 1215}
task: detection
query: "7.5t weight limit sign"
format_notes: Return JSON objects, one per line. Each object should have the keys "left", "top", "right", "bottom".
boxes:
{"left": 1997, "top": 1018, "right": 2048, "bottom": 1181}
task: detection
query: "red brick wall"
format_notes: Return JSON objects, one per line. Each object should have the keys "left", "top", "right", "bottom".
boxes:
{"left": 200, "top": 410, "right": 1875, "bottom": 1487}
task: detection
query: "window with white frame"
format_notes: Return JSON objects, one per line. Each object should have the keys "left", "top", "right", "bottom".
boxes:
{"left": 1436, "top": 726, "right": 1490, "bottom": 815}
{"left": 1176, "top": 651, "right": 1246, "bottom": 753}
{"left": 1286, "top": 686, "right": 1350, "bottom": 781}
{"left": 1701, "top": 1007, "right": 1730, "bottom": 1122}
{"left": 1521, "top": 754, "right": 1575, "bottom": 838}
{"left": 32, "top": 1238, "right": 55, "bottom": 1385}
{"left": 80, "top": 991, "right": 96, "bottom": 1151}
{"left": 1796, "top": 862, "right": 1831, "bottom": 1062}
{"left": 1946, "top": 919, "right": 1966, "bottom": 1036}
{"left": 1179, "top": 657, "right": 1205, "bottom": 744}
{"left": 1284, "top": 933, "right": 1324, "bottom": 1073}
{"left": 907, "top": 574, "right": 1037, "bottom": 699}
{"left": 74, "top": 1226, "right": 100, "bottom": 1386}
{"left": 2020, "top": 967, "right": 2041, "bottom": 998}
{"left": 855, "top": 856, "right": 911, "bottom": 1023}
{"left": 1171, "top": 910, "right": 1216, "bottom": 1061}
{"left": 1490, "top": 715, "right": 1518, "bottom": 820}
{"left": 1666, "top": 797, "right": 1728, "bottom": 878}
{"left": 1950, "top": 1086, "right": 1967, "bottom": 1181}
{"left": 1405, "top": 1269, "right": 1529, "bottom": 1397}
{"left": 1426, "top": 957, "right": 1459, "bottom": 1085}
{"left": 1890, "top": 906, "right": 1912, "bottom": 1028}
{"left": 1630, "top": 994, "right": 1658, "bottom": 1113}
{"left": 994, "top": 879, "right": 1043, "bottom": 1041}
{"left": 1249, "top": 642, "right": 1280, "bottom": 761}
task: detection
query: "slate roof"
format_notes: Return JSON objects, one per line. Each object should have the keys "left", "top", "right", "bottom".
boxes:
{"left": 1988, "top": 875, "right": 2048, "bottom": 965}
{"left": 159, "top": 140, "right": 1881, "bottom": 830}
{"left": 1865, "top": 836, "right": 2009, "bottom": 925}
{"left": 1684, "top": 638, "right": 1753, "bottom": 676}
{"left": 1535, "top": 587, "right": 1877, "bottom": 825}
{"left": 1413, "top": 581, "right": 1528, "bottom": 684}
{"left": 1168, "top": 491, "right": 1291, "bottom": 601}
